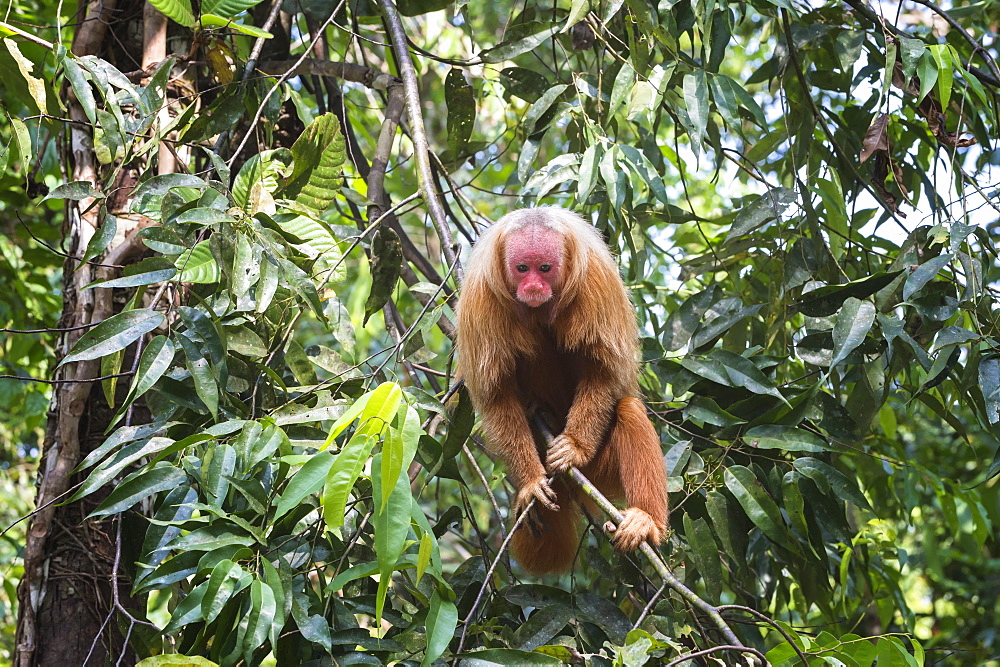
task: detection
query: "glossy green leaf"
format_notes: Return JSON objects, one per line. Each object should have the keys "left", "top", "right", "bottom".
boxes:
{"left": 903, "top": 253, "right": 952, "bottom": 301}
{"left": 744, "top": 424, "right": 832, "bottom": 452}
{"left": 88, "top": 462, "right": 186, "bottom": 517}
{"left": 364, "top": 226, "right": 402, "bottom": 326}
{"left": 202, "top": 559, "right": 246, "bottom": 623}
{"left": 61, "top": 309, "right": 165, "bottom": 365}
{"left": 830, "top": 297, "right": 876, "bottom": 367}
{"left": 794, "top": 458, "right": 874, "bottom": 511}
{"left": 725, "top": 465, "right": 801, "bottom": 556}
{"left": 273, "top": 450, "right": 335, "bottom": 521}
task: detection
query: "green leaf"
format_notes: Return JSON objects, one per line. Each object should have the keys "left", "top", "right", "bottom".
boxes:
{"left": 81, "top": 215, "right": 117, "bottom": 264}
{"left": 577, "top": 143, "right": 603, "bottom": 202}
{"left": 148, "top": 0, "right": 195, "bottom": 26}
{"left": 446, "top": 68, "right": 476, "bottom": 157}
{"left": 163, "top": 581, "right": 208, "bottom": 633}
{"left": 459, "top": 649, "right": 561, "bottom": 665}
{"left": 60, "top": 57, "right": 98, "bottom": 124}
{"left": 830, "top": 297, "right": 876, "bottom": 367}
{"left": 929, "top": 44, "right": 953, "bottom": 108}
{"left": 242, "top": 580, "right": 277, "bottom": 661}
{"left": 903, "top": 253, "right": 952, "bottom": 301}
{"left": 86, "top": 257, "right": 177, "bottom": 289}
{"left": 168, "top": 524, "right": 255, "bottom": 552}
{"left": 682, "top": 70, "right": 709, "bottom": 148}
{"left": 122, "top": 335, "right": 175, "bottom": 405}
{"left": 44, "top": 180, "right": 105, "bottom": 202}
{"left": 178, "top": 334, "right": 219, "bottom": 419}
{"left": 175, "top": 241, "right": 220, "bottom": 283}
{"left": 363, "top": 227, "right": 402, "bottom": 326}
{"left": 72, "top": 436, "right": 177, "bottom": 502}
{"left": 88, "top": 462, "right": 186, "bottom": 517}
{"left": 898, "top": 36, "right": 926, "bottom": 84}
{"left": 373, "top": 454, "right": 413, "bottom": 622}
{"left": 481, "top": 24, "right": 560, "bottom": 63}
{"left": 274, "top": 450, "right": 336, "bottom": 521}
{"left": 199, "top": 15, "right": 272, "bottom": 38}
{"left": 683, "top": 515, "right": 722, "bottom": 603}
{"left": 609, "top": 64, "right": 635, "bottom": 117}
{"left": 420, "top": 588, "right": 458, "bottom": 666}
{"left": 522, "top": 84, "right": 568, "bottom": 135}
{"left": 381, "top": 403, "right": 420, "bottom": 512}
{"left": 512, "top": 605, "right": 573, "bottom": 651}
{"left": 711, "top": 349, "right": 787, "bottom": 403}
{"left": 727, "top": 187, "right": 797, "bottom": 240}
{"left": 499, "top": 67, "right": 551, "bottom": 102}
{"left": 724, "top": 465, "right": 801, "bottom": 556}
{"left": 916, "top": 50, "right": 938, "bottom": 102}
{"left": 979, "top": 356, "right": 1000, "bottom": 424}
{"left": 61, "top": 309, "right": 165, "bottom": 365}
{"left": 202, "top": 559, "right": 247, "bottom": 623}
{"left": 794, "top": 458, "right": 874, "bottom": 511}
{"left": 743, "top": 424, "right": 833, "bottom": 453}
{"left": 203, "top": 443, "right": 236, "bottom": 507}
{"left": 281, "top": 113, "right": 347, "bottom": 213}
{"left": 798, "top": 271, "right": 903, "bottom": 317}
{"left": 136, "top": 655, "right": 219, "bottom": 666}
{"left": 691, "top": 300, "right": 763, "bottom": 350}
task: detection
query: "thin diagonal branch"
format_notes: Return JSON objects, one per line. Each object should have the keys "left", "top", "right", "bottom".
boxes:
{"left": 380, "top": 0, "right": 464, "bottom": 285}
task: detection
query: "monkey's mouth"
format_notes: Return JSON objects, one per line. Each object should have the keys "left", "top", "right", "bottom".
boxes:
{"left": 520, "top": 293, "right": 552, "bottom": 307}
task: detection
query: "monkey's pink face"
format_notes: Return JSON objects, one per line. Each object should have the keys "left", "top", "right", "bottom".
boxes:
{"left": 505, "top": 227, "right": 563, "bottom": 308}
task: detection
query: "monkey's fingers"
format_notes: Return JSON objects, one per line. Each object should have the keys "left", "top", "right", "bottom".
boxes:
{"left": 514, "top": 478, "right": 559, "bottom": 516}
{"left": 608, "top": 507, "right": 662, "bottom": 551}
{"left": 546, "top": 434, "right": 589, "bottom": 473}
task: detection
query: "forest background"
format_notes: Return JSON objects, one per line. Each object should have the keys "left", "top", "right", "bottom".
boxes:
{"left": 0, "top": 0, "right": 999, "bottom": 664}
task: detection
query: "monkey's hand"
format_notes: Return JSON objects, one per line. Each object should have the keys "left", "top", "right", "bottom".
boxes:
{"left": 512, "top": 477, "right": 559, "bottom": 518}
{"left": 546, "top": 434, "right": 593, "bottom": 473}
{"left": 608, "top": 508, "right": 663, "bottom": 551}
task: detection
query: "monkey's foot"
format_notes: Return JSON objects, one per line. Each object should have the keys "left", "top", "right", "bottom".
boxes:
{"left": 608, "top": 508, "right": 663, "bottom": 551}
{"left": 513, "top": 477, "right": 559, "bottom": 518}
{"left": 546, "top": 434, "right": 592, "bottom": 473}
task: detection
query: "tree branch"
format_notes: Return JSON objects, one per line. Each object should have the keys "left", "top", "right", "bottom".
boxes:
{"left": 379, "top": 0, "right": 463, "bottom": 285}
{"left": 456, "top": 416, "right": 758, "bottom": 664}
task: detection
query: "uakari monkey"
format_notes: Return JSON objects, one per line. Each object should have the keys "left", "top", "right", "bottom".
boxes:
{"left": 456, "top": 206, "right": 669, "bottom": 574}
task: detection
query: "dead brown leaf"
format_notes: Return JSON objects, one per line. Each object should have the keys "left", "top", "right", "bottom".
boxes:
{"left": 861, "top": 114, "right": 890, "bottom": 164}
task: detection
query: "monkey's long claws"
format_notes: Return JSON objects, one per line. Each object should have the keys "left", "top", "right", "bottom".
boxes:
{"left": 546, "top": 434, "right": 590, "bottom": 473}
{"left": 513, "top": 477, "right": 559, "bottom": 517}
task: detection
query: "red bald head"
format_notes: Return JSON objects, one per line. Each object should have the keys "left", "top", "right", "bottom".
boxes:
{"left": 505, "top": 224, "right": 564, "bottom": 307}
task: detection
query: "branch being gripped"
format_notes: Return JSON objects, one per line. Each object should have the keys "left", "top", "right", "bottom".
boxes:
{"left": 455, "top": 416, "right": 761, "bottom": 665}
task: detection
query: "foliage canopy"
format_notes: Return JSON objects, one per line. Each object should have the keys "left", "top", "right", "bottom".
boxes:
{"left": 1, "top": 0, "right": 999, "bottom": 664}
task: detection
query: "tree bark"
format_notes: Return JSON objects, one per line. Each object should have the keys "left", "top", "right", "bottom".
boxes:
{"left": 14, "top": 1, "right": 157, "bottom": 664}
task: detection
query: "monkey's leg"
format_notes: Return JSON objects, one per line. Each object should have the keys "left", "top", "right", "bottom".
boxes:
{"left": 585, "top": 397, "right": 669, "bottom": 551}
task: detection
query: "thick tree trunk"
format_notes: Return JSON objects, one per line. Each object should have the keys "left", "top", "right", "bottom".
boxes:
{"left": 14, "top": 0, "right": 156, "bottom": 663}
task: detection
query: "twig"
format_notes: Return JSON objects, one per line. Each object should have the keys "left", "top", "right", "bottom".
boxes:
{"left": 0, "top": 372, "right": 133, "bottom": 384}
{"left": 455, "top": 501, "right": 535, "bottom": 655}
{"left": 565, "top": 468, "right": 750, "bottom": 655}
{"left": 719, "top": 604, "right": 810, "bottom": 665}
{"left": 379, "top": 0, "right": 463, "bottom": 285}
{"left": 664, "top": 644, "right": 768, "bottom": 667}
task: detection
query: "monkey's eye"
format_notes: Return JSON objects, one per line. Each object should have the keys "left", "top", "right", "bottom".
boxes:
{"left": 539, "top": 264, "right": 552, "bottom": 273}
{"left": 516, "top": 264, "right": 529, "bottom": 273}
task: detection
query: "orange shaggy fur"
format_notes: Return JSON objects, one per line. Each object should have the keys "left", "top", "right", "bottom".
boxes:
{"left": 456, "top": 207, "right": 669, "bottom": 574}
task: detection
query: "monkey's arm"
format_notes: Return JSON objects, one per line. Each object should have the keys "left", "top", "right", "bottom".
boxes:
{"left": 546, "top": 356, "right": 621, "bottom": 473}
{"left": 479, "top": 384, "right": 560, "bottom": 515}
